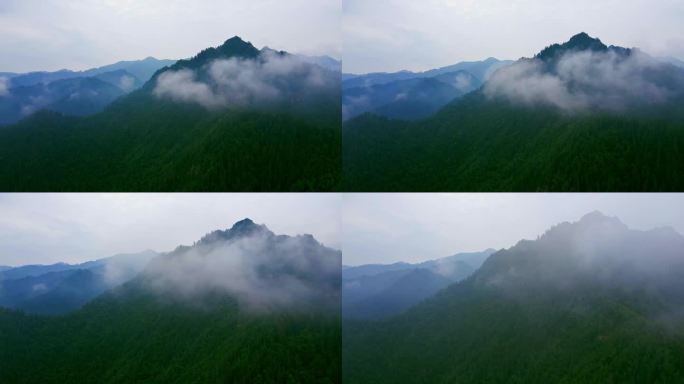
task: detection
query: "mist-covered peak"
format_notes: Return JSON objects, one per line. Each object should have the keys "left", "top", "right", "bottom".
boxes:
{"left": 577, "top": 210, "right": 625, "bottom": 227}
{"left": 139, "top": 221, "right": 341, "bottom": 313}
{"left": 149, "top": 35, "right": 339, "bottom": 113}
{"left": 260, "top": 46, "right": 286, "bottom": 57}
{"left": 483, "top": 31, "right": 684, "bottom": 113}
{"left": 475, "top": 213, "right": 684, "bottom": 297}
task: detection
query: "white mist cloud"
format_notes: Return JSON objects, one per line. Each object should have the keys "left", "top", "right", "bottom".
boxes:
{"left": 452, "top": 72, "right": 473, "bottom": 92}
{"left": 101, "top": 250, "right": 158, "bottom": 286}
{"left": 118, "top": 74, "right": 136, "bottom": 92}
{"left": 342, "top": 94, "right": 371, "bottom": 120}
{"left": 142, "top": 229, "right": 341, "bottom": 312}
{"left": 0, "top": 77, "right": 8, "bottom": 96}
{"left": 154, "top": 69, "right": 221, "bottom": 109}
{"left": 479, "top": 212, "right": 684, "bottom": 304}
{"left": 484, "top": 50, "right": 682, "bottom": 112}
{"left": 343, "top": 194, "right": 684, "bottom": 266}
{"left": 153, "top": 52, "right": 335, "bottom": 110}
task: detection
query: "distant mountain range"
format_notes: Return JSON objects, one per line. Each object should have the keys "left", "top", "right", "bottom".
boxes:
{"left": 0, "top": 36, "right": 341, "bottom": 191}
{"left": 0, "top": 50, "right": 340, "bottom": 126}
{"left": 0, "top": 250, "right": 158, "bottom": 315}
{"left": 343, "top": 249, "right": 495, "bottom": 319}
{"left": 344, "top": 33, "right": 684, "bottom": 191}
{"left": 0, "top": 57, "right": 175, "bottom": 125}
{"left": 344, "top": 212, "right": 684, "bottom": 383}
{"left": 343, "top": 57, "right": 511, "bottom": 120}
{"left": 0, "top": 219, "right": 341, "bottom": 383}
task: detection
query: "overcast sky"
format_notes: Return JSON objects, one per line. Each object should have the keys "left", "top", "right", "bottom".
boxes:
{"left": 343, "top": 193, "right": 684, "bottom": 266}
{"left": 0, "top": 194, "right": 341, "bottom": 267}
{"left": 0, "top": 0, "right": 340, "bottom": 73}
{"left": 343, "top": 0, "right": 684, "bottom": 74}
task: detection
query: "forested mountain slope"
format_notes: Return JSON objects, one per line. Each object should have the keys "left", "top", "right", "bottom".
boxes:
{"left": 343, "top": 33, "right": 684, "bottom": 191}
{"left": 343, "top": 212, "right": 684, "bottom": 383}
{"left": 0, "top": 219, "right": 342, "bottom": 384}
{"left": 0, "top": 37, "right": 341, "bottom": 191}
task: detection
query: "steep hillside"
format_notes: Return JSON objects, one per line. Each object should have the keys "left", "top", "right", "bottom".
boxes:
{"left": 0, "top": 37, "right": 341, "bottom": 191}
{"left": 0, "top": 219, "right": 341, "bottom": 383}
{"left": 343, "top": 212, "right": 684, "bottom": 383}
{"left": 343, "top": 33, "right": 684, "bottom": 191}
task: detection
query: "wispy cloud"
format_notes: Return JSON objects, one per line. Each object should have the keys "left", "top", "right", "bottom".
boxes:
{"left": 484, "top": 50, "right": 684, "bottom": 112}
{"left": 142, "top": 228, "right": 341, "bottom": 312}
{"left": 154, "top": 51, "right": 336, "bottom": 109}
{"left": 0, "top": 77, "right": 8, "bottom": 96}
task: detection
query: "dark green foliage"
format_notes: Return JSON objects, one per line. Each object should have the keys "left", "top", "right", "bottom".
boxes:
{"left": 343, "top": 93, "right": 684, "bottom": 191}
{"left": 0, "top": 288, "right": 341, "bottom": 384}
{"left": 0, "top": 89, "right": 341, "bottom": 191}
{"left": 344, "top": 288, "right": 684, "bottom": 384}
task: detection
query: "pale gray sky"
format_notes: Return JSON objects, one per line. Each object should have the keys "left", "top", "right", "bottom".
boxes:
{"left": 343, "top": 193, "right": 684, "bottom": 266}
{"left": 343, "top": 0, "right": 684, "bottom": 74}
{"left": 0, "top": 193, "right": 341, "bottom": 266}
{"left": 0, "top": 0, "right": 340, "bottom": 73}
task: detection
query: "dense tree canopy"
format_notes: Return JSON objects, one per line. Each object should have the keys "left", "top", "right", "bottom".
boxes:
{"left": 343, "top": 93, "right": 684, "bottom": 191}
{"left": 0, "top": 287, "right": 341, "bottom": 384}
{"left": 0, "top": 90, "right": 341, "bottom": 191}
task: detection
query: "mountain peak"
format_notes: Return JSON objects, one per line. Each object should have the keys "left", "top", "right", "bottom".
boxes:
{"left": 568, "top": 32, "right": 595, "bottom": 43}
{"left": 566, "top": 32, "right": 606, "bottom": 50}
{"left": 230, "top": 217, "right": 258, "bottom": 231}
{"left": 579, "top": 209, "right": 609, "bottom": 221}
{"left": 536, "top": 32, "right": 616, "bottom": 62}
{"left": 215, "top": 36, "right": 260, "bottom": 53}
{"left": 153, "top": 36, "right": 260, "bottom": 78}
